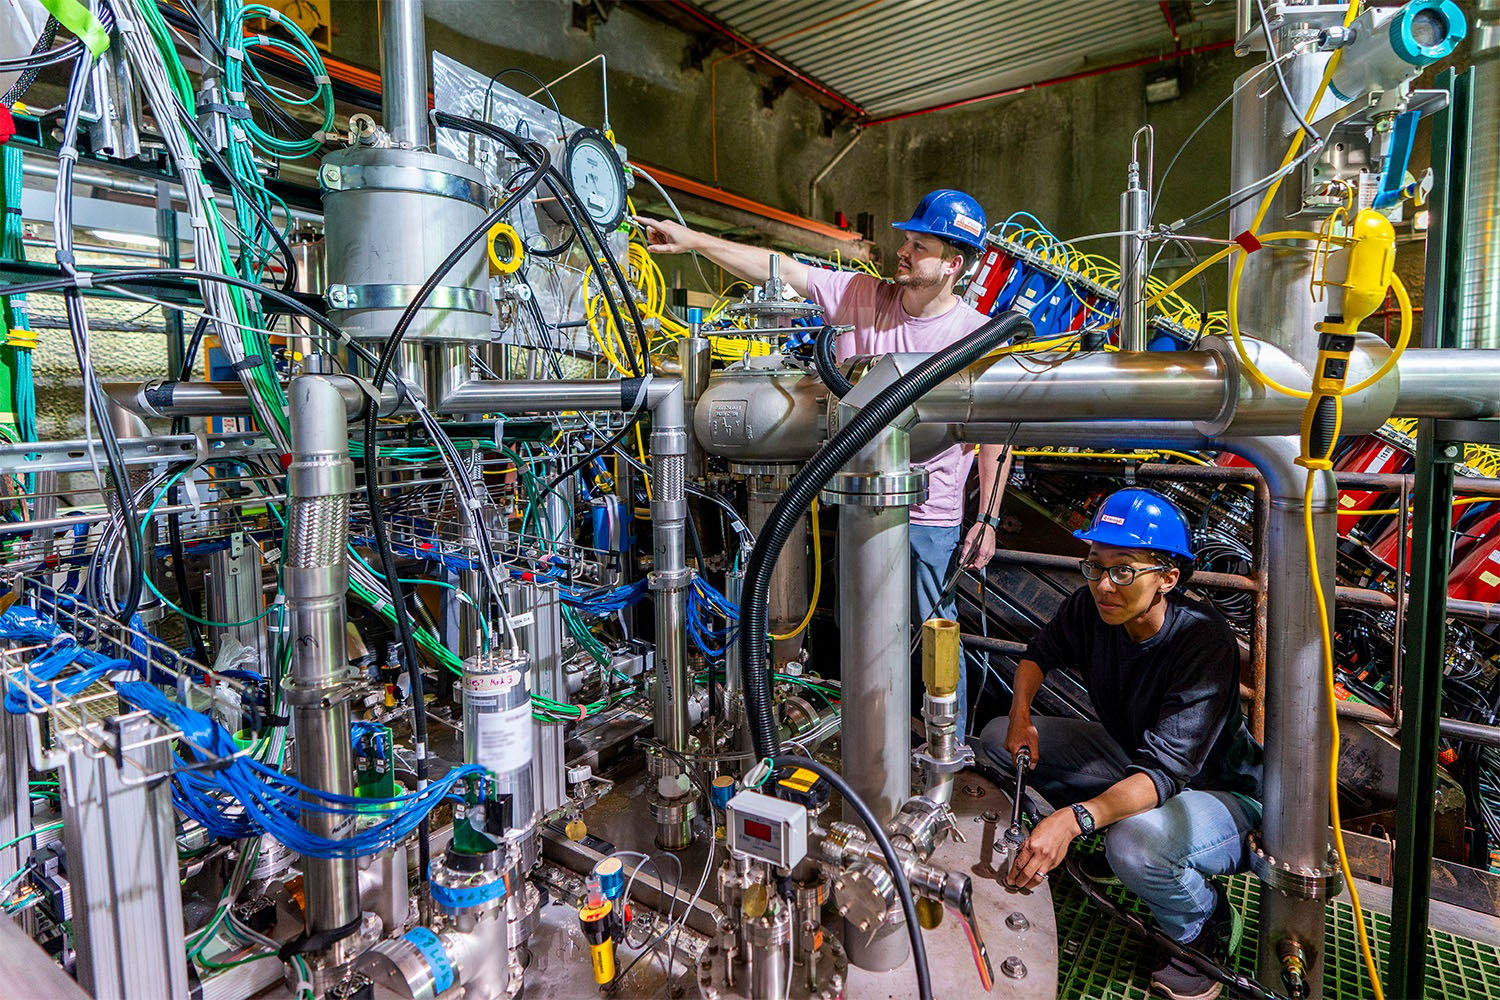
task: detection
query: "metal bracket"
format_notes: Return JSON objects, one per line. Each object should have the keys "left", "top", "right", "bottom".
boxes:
{"left": 326, "top": 283, "right": 491, "bottom": 315}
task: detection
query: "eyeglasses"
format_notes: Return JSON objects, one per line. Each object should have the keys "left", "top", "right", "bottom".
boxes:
{"left": 1078, "top": 560, "right": 1171, "bottom": 586}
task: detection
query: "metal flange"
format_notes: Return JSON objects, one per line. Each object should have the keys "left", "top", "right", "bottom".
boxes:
{"left": 819, "top": 468, "right": 928, "bottom": 508}
{"left": 1246, "top": 831, "right": 1345, "bottom": 900}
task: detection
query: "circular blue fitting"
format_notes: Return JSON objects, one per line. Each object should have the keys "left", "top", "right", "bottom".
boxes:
{"left": 687, "top": 307, "right": 704, "bottom": 324}
{"left": 593, "top": 856, "right": 626, "bottom": 901}
{"left": 1389, "top": 0, "right": 1466, "bottom": 65}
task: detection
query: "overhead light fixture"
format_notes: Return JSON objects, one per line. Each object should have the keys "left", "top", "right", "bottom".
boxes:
{"left": 86, "top": 228, "right": 161, "bottom": 248}
{"left": 1145, "top": 70, "right": 1181, "bottom": 104}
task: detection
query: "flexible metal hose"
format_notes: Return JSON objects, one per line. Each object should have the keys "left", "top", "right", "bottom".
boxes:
{"left": 738, "top": 310, "right": 1034, "bottom": 760}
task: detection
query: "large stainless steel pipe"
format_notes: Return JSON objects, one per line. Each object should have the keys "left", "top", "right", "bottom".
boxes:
{"left": 745, "top": 470, "right": 809, "bottom": 668}
{"left": 649, "top": 381, "right": 692, "bottom": 751}
{"left": 1228, "top": 47, "right": 1337, "bottom": 372}
{"left": 378, "top": 0, "right": 429, "bottom": 148}
{"left": 103, "top": 378, "right": 402, "bottom": 420}
{"left": 438, "top": 378, "right": 651, "bottom": 414}
{"left": 1393, "top": 349, "right": 1500, "bottom": 417}
{"left": 837, "top": 426, "right": 915, "bottom": 825}
{"left": 1230, "top": 436, "right": 1337, "bottom": 993}
{"left": 284, "top": 376, "right": 361, "bottom": 950}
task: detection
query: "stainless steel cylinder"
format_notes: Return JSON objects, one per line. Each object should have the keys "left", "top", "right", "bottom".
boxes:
{"left": 284, "top": 376, "right": 360, "bottom": 945}
{"left": 377, "top": 0, "right": 429, "bottom": 148}
{"left": 746, "top": 470, "right": 809, "bottom": 668}
{"left": 1232, "top": 437, "right": 1337, "bottom": 995}
{"left": 1228, "top": 52, "right": 1336, "bottom": 371}
{"left": 462, "top": 649, "right": 534, "bottom": 835}
{"left": 525, "top": 582, "right": 568, "bottom": 819}
{"left": 287, "top": 228, "right": 325, "bottom": 362}
{"left": 743, "top": 902, "right": 793, "bottom": 1000}
{"left": 320, "top": 146, "right": 491, "bottom": 345}
{"left": 1119, "top": 176, "right": 1150, "bottom": 352}
{"left": 837, "top": 426, "right": 914, "bottom": 826}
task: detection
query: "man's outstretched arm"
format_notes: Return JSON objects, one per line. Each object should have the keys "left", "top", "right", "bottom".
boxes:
{"left": 636, "top": 216, "right": 813, "bottom": 298}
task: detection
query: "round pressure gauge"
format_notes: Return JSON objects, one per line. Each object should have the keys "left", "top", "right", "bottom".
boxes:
{"left": 565, "top": 128, "right": 628, "bottom": 232}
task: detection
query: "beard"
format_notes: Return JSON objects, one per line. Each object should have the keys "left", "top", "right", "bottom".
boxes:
{"left": 892, "top": 267, "right": 941, "bottom": 289}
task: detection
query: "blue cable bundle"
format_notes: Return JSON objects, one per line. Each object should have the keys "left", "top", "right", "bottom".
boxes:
{"left": 558, "top": 578, "right": 648, "bottom": 618}
{"left": 0, "top": 604, "right": 132, "bottom": 713}
{"left": 686, "top": 577, "right": 739, "bottom": 660}
{"left": 115, "top": 681, "right": 489, "bottom": 859}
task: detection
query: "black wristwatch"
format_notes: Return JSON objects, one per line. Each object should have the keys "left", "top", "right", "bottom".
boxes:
{"left": 978, "top": 512, "right": 1002, "bottom": 530}
{"left": 1070, "top": 803, "right": 1096, "bottom": 837}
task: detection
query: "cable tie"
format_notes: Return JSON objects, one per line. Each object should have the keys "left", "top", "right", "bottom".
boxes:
{"left": 72, "top": 271, "right": 92, "bottom": 289}
{"left": 57, "top": 146, "right": 77, "bottom": 163}
{"left": 228, "top": 91, "right": 245, "bottom": 102}
{"left": 263, "top": 7, "right": 283, "bottom": 22}
{"left": 313, "top": 75, "right": 330, "bottom": 86}
{"left": 180, "top": 156, "right": 201, "bottom": 174}
{"left": 1233, "top": 230, "right": 1263, "bottom": 254}
{"left": 190, "top": 216, "right": 211, "bottom": 231}
{"left": 225, "top": 46, "right": 244, "bottom": 61}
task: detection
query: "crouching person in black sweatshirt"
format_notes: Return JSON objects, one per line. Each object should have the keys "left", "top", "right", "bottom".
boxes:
{"left": 979, "top": 488, "right": 1263, "bottom": 1000}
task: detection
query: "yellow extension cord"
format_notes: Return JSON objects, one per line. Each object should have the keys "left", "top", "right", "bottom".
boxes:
{"left": 769, "top": 499, "right": 821, "bottom": 642}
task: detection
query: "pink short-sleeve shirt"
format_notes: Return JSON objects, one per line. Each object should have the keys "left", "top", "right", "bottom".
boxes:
{"left": 804, "top": 269, "right": 987, "bottom": 526}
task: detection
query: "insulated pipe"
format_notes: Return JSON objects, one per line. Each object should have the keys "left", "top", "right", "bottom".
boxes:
{"left": 648, "top": 380, "right": 693, "bottom": 751}
{"left": 284, "top": 375, "right": 361, "bottom": 951}
{"left": 377, "top": 0, "right": 429, "bottom": 148}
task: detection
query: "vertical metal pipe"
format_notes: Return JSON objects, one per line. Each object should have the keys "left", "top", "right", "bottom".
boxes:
{"left": 1228, "top": 52, "right": 1335, "bottom": 372}
{"left": 1232, "top": 436, "right": 1335, "bottom": 998}
{"left": 285, "top": 375, "right": 360, "bottom": 946}
{"left": 378, "top": 0, "right": 429, "bottom": 148}
{"left": 1118, "top": 128, "right": 1151, "bottom": 353}
{"left": 287, "top": 228, "right": 325, "bottom": 362}
{"left": 649, "top": 381, "right": 692, "bottom": 750}
{"left": 838, "top": 427, "right": 913, "bottom": 825}
{"left": 529, "top": 582, "right": 568, "bottom": 818}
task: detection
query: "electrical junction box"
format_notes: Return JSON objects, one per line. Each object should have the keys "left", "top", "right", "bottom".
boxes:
{"left": 726, "top": 790, "right": 807, "bottom": 868}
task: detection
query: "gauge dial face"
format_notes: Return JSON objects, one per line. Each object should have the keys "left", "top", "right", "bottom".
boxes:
{"left": 566, "top": 129, "right": 627, "bottom": 231}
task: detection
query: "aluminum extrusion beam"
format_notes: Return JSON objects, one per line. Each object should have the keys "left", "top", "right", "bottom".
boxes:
{"left": 63, "top": 713, "right": 189, "bottom": 1000}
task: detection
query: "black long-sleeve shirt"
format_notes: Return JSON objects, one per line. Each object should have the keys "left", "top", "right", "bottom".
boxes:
{"left": 1026, "top": 587, "right": 1264, "bottom": 805}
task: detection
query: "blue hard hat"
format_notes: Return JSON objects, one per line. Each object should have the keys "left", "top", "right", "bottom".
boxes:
{"left": 892, "top": 189, "right": 988, "bottom": 252}
{"left": 1074, "top": 488, "right": 1193, "bottom": 560}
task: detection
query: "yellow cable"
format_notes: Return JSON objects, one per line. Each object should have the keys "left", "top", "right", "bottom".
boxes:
{"left": 1305, "top": 467, "right": 1385, "bottom": 1000}
{"left": 770, "top": 499, "right": 821, "bottom": 642}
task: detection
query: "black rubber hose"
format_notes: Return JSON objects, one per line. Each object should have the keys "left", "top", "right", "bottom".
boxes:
{"left": 738, "top": 310, "right": 1033, "bottom": 759}
{"left": 812, "top": 324, "right": 853, "bottom": 398}
{"left": 773, "top": 754, "right": 932, "bottom": 1000}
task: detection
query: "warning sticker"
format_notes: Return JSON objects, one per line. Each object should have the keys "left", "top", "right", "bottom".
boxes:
{"left": 473, "top": 703, "right": 533, "bottom": 774}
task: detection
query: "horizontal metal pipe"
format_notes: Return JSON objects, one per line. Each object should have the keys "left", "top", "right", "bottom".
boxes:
{"left": 1334, "top": 585, "right": 1500, "bottom": 624}
{"left": 1335, "top": 700, "right": 1500, "bottom": 749}
{"left": 104, "top": 379, "right": 400, "bottom": 420}
{"left": 987, "top": 547, "right": 1259, "bottom": 593}
{"left": 436, "top": 379, "right": 645, "bottom": 414}
{"left": 1393, "top": 350, "right": 1500, "bottom": 418}
{"left": 958, "top": 633, "right": 1028, "bottom": 657}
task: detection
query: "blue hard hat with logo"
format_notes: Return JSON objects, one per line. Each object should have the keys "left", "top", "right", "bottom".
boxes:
{"left": 1074, "top": 488, "right": 1194, "bottom": 560}
{"left": 892, "top": 189, "right": 988, "bottom": 252}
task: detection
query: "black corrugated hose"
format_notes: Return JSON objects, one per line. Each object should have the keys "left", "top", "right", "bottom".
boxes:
{"left": 738, "top": 310, "right": 1033, "bottom": 760}
{"left": 812, "top": 324, "right": 853, "bottom": 398}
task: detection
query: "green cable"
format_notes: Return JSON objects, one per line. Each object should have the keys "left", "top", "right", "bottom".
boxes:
{"left": 0, "top": 821, "right": 63, "bottom": 855}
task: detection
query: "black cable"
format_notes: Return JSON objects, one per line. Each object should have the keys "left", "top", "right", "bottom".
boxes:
{"left": 432, "top": 111, "right": 649, "bottom": 377}
{"left": 812, "top": 323, "right": 853, "bottom": 398}
{"left": 482, "top": 68, "right": 567, "bottom": 137}
{"left": 772, "top": 754, "right": 932, "bottom": 1000}
{"left": 51, "top": 13, "right": 145, "bottom": 621}
{"left": 0, "top": 17, "right": 80, "bottom": 74}
{"left": 737, "top": 310, "right": 1033, "bottom": 759}
{"left": 1, "top": 17, "right": 61, "bottom": 106}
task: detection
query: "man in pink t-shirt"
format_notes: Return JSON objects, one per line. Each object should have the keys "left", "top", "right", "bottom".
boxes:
{"left": 637, "top": 191, "right": 1009, "bottom": 654}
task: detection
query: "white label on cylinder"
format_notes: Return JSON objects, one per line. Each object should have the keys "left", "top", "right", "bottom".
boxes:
{"left": 474, "top": 702, "right": 533, "bottom": 774}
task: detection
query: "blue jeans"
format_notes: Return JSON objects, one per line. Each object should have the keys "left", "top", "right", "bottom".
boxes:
{"left": 910, "top": 523, "right": 967, "bottom": 736}
{"left": 979, "top": 715, "right": 1262, "bottom": 943}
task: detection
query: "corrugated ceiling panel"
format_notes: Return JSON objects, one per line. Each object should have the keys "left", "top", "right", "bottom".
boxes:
{"left": 693, "top": 0, "right": 1235, "bottom": 117}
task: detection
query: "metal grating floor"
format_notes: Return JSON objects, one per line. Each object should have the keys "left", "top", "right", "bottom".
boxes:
{"left": 1054, "top": 864, "right": 1500, "bottom": 999}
